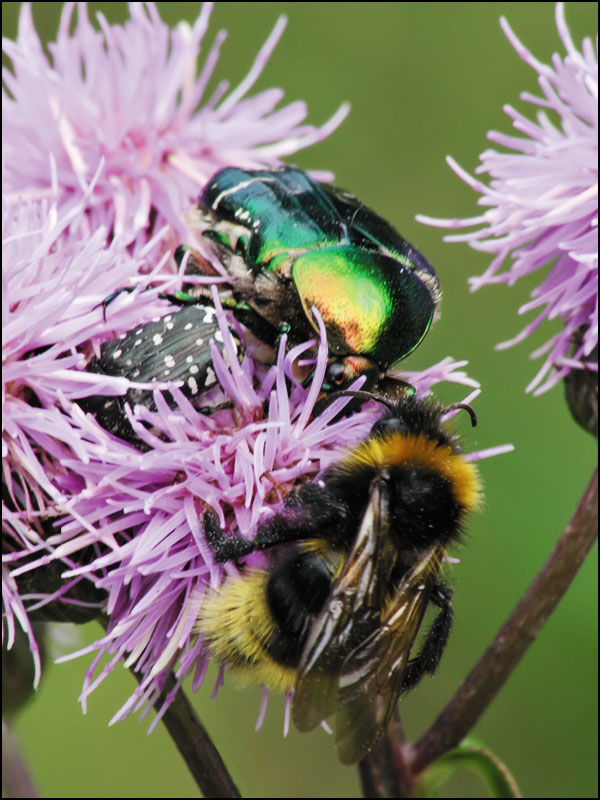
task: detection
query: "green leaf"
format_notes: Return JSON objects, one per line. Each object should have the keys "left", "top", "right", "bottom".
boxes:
{"left": 415, "top": 737, "right": 521, "bottom": 798}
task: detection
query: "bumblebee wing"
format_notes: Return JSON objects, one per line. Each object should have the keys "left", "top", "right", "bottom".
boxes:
{"left": 334, "top": 545, "right": 445, "bottom": 764}
{"left": 292, "top": 479, "right": 396, "bottom": 734}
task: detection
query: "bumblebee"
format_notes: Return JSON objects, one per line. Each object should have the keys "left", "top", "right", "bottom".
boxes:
{"left": 197, "top": 392, "right": 482, "bottom": 764}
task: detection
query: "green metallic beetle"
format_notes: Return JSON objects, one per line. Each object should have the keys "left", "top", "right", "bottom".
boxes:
{"left": 182, "top": 166, "right": 440, "bottom": 392}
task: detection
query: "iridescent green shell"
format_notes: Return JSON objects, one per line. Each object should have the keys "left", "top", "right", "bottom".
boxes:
{"left": 199, "top": 167, "right": 439, "bottom": 370}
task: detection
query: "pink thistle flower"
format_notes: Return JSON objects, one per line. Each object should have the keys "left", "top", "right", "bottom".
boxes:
{"left": 3, "top": 191, "right": 500, "bottom": 721}
{"left": 2, "top": 190, "right": 178, "bottom": 654}
{"left": 2, "top": 2, "right": 511, "bottom": 734}
{"left": 2, "top": 2, "right": 349, "bottom": 245}
{"left": 418, "top": 3, "right": 598, "bottom": 395}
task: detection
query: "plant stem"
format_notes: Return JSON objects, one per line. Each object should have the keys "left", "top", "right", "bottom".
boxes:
{"left": 98, "top": 616, "right": 241, "bottom": 798}
{"left": 410, "top": 465, "right": 598, "bottom": 775}
{"left": 2, "top": 720, "right": 39, "bottom": 799}
{"left": 359, "top": 709, "right": 411, "bottom": 798}
{"left": 155, "top": 674, "right": 241, "bottom": 798}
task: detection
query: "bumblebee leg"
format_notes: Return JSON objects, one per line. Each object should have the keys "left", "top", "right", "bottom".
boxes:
{"left": 205, "top": 484, "right": 349, "bottom": 563}
{"left": 203, "top": 511, "right": 256, "bottom": 563}
{"left": 402, "top": 583, "right": 453, "bottom": 691}
{"left": 253, "top": 483, "right": 349, "bottom": 551}
{"left": 203, "top": 505, "right": 319, "bottom": 563}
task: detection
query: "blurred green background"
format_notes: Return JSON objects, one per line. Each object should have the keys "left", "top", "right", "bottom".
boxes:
{"left": 3, "top": 2, "right": 597, "bottom": 798}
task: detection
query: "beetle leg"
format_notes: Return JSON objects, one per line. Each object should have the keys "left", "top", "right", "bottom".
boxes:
{"left": 162, "top": 284, "right": 279, "bottom": 349}
{"left": 97, "top": 286, "right": 135, "bottom": 321}
{"left": 372, "top": 376, "right": 417, "bottom": 404}
{"left": 174, "top": 244, "right": 221, "bottom": 277}
{"left": 230, "top": 306, "right": 279, "bottom": 348}
{"left": 275, "top": 321, "right": 292, "bottom": 345}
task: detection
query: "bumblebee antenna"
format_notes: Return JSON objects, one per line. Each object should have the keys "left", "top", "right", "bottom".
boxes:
{"left": 445, "top": 402, "right": 478, "bottom": 428}
{"left": 322, "top": 389, "right": 394, "bottom": 413}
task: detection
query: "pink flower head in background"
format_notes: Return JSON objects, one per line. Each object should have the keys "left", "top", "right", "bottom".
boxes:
{"left": 3, "top": 2, "right": 349, "bottom": 246}
{"left": 418, "top": 3, "right": 598, "bottom": 395}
